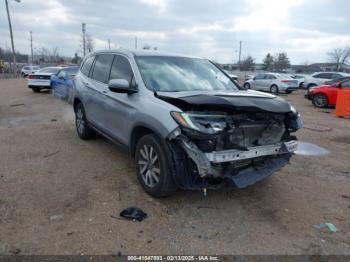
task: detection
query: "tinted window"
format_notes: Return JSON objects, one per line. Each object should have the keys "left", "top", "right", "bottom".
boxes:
{"left": 81, "top": 55, "right": 95, "bottom": 76}
{"left": 109, "top": 55, "right": 134, "bottom": 83}
{"left": 342, "top": 80, "right": 350, "bottom": 88}
{"left": 91, "top": 54, "right": 114, "bottom": 83}
{"left": 24, "top": 66, "right": 29, "bottom": 70}
{"left": 254, "top": 74, "right": 265, "bottom": 80}
{"left": 332, "top": 73, "right": 342, "bottom": 79}
{"left": 266, "top": 75, "right": 276, "bottom": 79}
{"left": 315, "top": 73, "right": 333, "bottom": 79}
{"left": 57, "top": 70, "right": 66, "bottom": 79}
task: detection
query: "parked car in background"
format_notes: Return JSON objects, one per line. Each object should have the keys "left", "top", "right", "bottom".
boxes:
{"left": 224, "top": 71, "right": 238, "bottom": 81}
{"left": 52, "top": 67, "right": 79, "bottom": 103}
{"left": 243, "top": 73, "right": 298, "bottom": 94}
{"left": 72, "top": 49, "right": 302, "bottom": 197}
{"left": 27, "top": 67, "right": 62, "bottom": 93}
{"left": 302, "top": 72, "right": 350, "bottom": 90}
{"left": 21, "top": 65, "right": 40, "bottom": 77}
{"left": 291, "top": 74, "right": 307, "bottom": 88}
{"left": 305, "top": 77, "right": 350, "bottom": 108}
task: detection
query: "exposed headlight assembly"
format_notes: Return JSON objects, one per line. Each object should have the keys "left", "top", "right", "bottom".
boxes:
{"left": 171, "top": 111, "right": 227, "bottom": 134}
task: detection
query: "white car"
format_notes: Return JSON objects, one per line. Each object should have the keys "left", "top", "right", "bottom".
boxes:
{"left": 302, "top": 72, "right": 350, "bottom": 90}
{"left": 27, "top": 67, "right": 62, "bottom": 93}
{"left": 243, "top": 73, "right": 298, "bottom": 94}
{"left": 21, "top": 65, "right": 40, "bottom": 77}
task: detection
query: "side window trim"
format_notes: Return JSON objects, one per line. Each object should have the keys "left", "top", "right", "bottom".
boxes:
{"left": 107, "top": 55, "right": 117, "bottom": 82}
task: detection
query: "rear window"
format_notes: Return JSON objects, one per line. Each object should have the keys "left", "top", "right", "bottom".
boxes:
{"left": 91, "top": 54, "right": 114, "bottom": 83}
{"left": 81, "top": 56, "right": 95, "bottom": 76}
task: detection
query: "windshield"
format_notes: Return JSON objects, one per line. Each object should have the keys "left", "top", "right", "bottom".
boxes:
{"left": 66, "top": 68, "right": 78, "bottom": 78}
{"left": 135, "top": 56, "right": 239, "bottom": 92}
{"left": 38, "top": 67, "right": 60, "bottom": 74}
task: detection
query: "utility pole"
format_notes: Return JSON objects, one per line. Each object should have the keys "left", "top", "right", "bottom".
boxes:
{"left": 30, "top": 31, "right": 33, "bottom": 64}
{"left": 135, "top": 36, "right": 138, "bottom": 50}
{"left": 238, "top": 41, "right": 242, "bottom": 70}
{"left": 5, "top": 0, "right": 20, "bottom": 77}
{"left": 108, "top": 39, "right": 111, "bottom": 49}
{"left": 82, "top": 23, "right": 86, "bottom": 56}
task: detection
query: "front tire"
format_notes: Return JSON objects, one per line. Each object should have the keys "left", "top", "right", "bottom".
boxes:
{"left": 135, "top": 134, "right": 177, "bottom": 197}
{"left": 244, "top": 83, "right": 250, "bottom": 89}
{"left": 312, "top": 93, "right": 328, "bottom": 108}
{"left": 74, "top": 103, "right": 96, "bottom": 140}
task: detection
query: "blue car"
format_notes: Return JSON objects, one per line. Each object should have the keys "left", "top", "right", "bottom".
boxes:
{"left": 51, "top": 67, "right": 78, "bottom": 102}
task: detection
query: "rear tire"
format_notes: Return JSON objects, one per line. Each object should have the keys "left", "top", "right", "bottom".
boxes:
{"left": 32, "top": 87, "right": 40, "bottom": 93}
{"left": 74, "top": 103, "right": 96, "bottom": 140}
{"left": 308, "top": 84, "right": 317, "bottom": 90}
{"left": 312, "top": 93, "right": 328, "bottom": 108}
{"left": 270, "top": 85, "right": 279, "bottom": 94}
{"left": 244, "top": 83, "right": 250, "bottom": 89}
{"left": 135, "top": 134, "right": 177, "bottom": 197}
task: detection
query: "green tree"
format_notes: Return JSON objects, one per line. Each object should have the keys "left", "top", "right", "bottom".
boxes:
{"left": 273, "top": 52, "right": 290, "bottom": 72}
{"left": 262, "top": 53, "right": 274, "bottom": 71}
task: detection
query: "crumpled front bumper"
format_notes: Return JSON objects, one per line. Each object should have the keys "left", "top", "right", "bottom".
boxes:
{"left": 179, "top": 139, "right": 297, "bottom": 188}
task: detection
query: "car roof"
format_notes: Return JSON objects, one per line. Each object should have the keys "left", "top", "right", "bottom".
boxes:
{"left": 89, "top": 48, "right": 202, "bottom": 59}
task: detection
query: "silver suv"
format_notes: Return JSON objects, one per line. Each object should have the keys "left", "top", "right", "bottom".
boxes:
{"left": 73, "top": 49, "right": 303, "bottom": 197}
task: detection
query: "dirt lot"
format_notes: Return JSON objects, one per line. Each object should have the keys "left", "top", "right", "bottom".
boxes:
{"left": 0, "top": 78, "right": 349, "bottom": 255}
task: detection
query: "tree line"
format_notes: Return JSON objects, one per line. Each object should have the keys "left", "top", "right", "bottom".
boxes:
{"left": 239, "top": 47, "right": 350, "bottom": 72}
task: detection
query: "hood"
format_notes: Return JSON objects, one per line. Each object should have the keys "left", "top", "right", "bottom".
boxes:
{"left": 156, "top": 90, "right": 293, "bottom": 113}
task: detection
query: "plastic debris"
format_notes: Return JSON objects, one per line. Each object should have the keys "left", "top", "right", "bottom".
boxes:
{"left": 314, "top": 223, "right": 338, "bottom": 233}
{"left": 120, "top": 207, "right": 147, "bottom": 222}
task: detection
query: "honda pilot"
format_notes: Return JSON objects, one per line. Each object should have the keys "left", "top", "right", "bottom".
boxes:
{"left": 73, "top": 49, "right": 303, "bottom": 197}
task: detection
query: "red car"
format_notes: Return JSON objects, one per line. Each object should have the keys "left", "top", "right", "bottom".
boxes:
{"left": 305, "top": 77, "right": 350, "bottom": 108}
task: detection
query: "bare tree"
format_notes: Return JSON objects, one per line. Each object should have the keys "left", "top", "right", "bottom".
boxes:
{"left": 37, "top": 46, "right": 60, "bottom": 63}
{"left": 327, "top": 47, "right": 350, "bottom": 71}
{"left": 240, "top": 55, "right": 255, "bottom": 71}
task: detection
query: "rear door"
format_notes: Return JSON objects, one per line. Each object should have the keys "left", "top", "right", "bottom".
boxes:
{"left": 83, "top": 54, "right": 114, "bottom": 130}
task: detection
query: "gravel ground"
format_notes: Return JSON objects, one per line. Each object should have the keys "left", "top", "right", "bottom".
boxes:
{"left": 0, "top": 79, "right": 349, "bottom": 255}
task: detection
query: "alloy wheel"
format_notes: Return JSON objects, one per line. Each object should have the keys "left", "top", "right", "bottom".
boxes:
{"left": 138, "top": 145, "right": 160, "bottom": 188}
{"left": 76, "top": 107, "right": 85, "bottom": 135}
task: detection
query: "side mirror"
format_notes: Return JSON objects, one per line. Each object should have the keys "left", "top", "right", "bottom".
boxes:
{"left": 108, "top": 79, "right": 137, "bottom": 94}
{"left": 253, "top": 77, "right": 256, "bottom": 80}
{"left": 58, "top": 75, "right": 65, "bottom": 80}
{"left": 336, "top": 82, "right": 342, "bottom": 88}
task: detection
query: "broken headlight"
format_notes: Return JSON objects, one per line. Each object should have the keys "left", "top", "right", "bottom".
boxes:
{"left": 171, "top": 111, "right": 227, "bottom": 134}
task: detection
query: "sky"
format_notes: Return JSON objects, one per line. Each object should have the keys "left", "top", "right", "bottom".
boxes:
{"left": 1, "top": 0, "right": 349, "bottom": 64}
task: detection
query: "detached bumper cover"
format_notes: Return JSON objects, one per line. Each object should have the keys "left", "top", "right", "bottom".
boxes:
{"left": 230, "top": 157, "right": 289, "bottom": 188}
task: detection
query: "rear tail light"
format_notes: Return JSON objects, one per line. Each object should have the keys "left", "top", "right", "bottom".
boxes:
{"left": 28, "top": 75, "right": 34, "bottom": 79}
{"left": 281, "top": 80, "right": 290, "bottom": 83}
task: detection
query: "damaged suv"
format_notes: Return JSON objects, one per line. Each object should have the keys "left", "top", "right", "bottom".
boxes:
{"left": 73, "top": 49, "right": 303, "bottom": 197}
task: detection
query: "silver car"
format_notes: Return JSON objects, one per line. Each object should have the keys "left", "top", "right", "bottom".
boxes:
{"left": 302, "top": 72, "right": 350, "bottom": 90}
{"left": 73, "top": 49, "right": 303, "bottom": 197}
{"left": 243, "top": 73, "right": 299, "bottom": 94}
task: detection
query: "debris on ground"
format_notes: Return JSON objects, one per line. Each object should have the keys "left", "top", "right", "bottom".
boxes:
{"left": 44, "top": 150, "right": 60, "bottom": 158}
{"left": 341, "top": 195, "right": 350, "bottom": 200}
{"left": 49, "top": 215, "right": 63, "bottom": 221}
{"left": 9, "top": 248, "right": 21, "bottom": 254}
{"left": 120, "top": 207, "right": 147, "bottom": 222}
{"left": 314, "top": 223, "right": 338, "bottom": 233}
{"left": 9, "top": 103, "right": 25, "bottom": 107}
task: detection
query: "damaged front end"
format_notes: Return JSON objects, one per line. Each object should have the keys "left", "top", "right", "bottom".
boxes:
{"left": 161, "top": 93, "right": 303, "bottom": 190}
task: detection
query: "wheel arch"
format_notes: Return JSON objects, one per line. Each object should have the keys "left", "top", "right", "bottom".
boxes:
{"left": 130, "top": 125, "right": 166, "bottom": 157}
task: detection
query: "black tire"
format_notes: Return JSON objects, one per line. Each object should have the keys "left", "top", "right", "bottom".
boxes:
{"left": 270, "top": 85, "right": 279, "bottom": 94}
{"left": 307, "top": 84, "right": 317, "bottom": 90}
{"left": 312, "top": 93, "right": 328, "bottom": 108}
{"left": 32, "top": 87, "right": 40, "bottom": 93}
{"left": 244, "top": 83, "right": 250, "bottom": 89}
{"left": 135, "top": 134, "right": 177, "bottom": 197}
{"left": 74, "top": 103, "right": 96, "bottom": 140}
{"left": 286, "top": 90, "right": 292, "bottom": 94}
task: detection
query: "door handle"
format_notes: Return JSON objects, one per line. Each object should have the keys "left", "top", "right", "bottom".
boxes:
{"left": 102, "top": 90, "right": 107, "bottom": 95}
